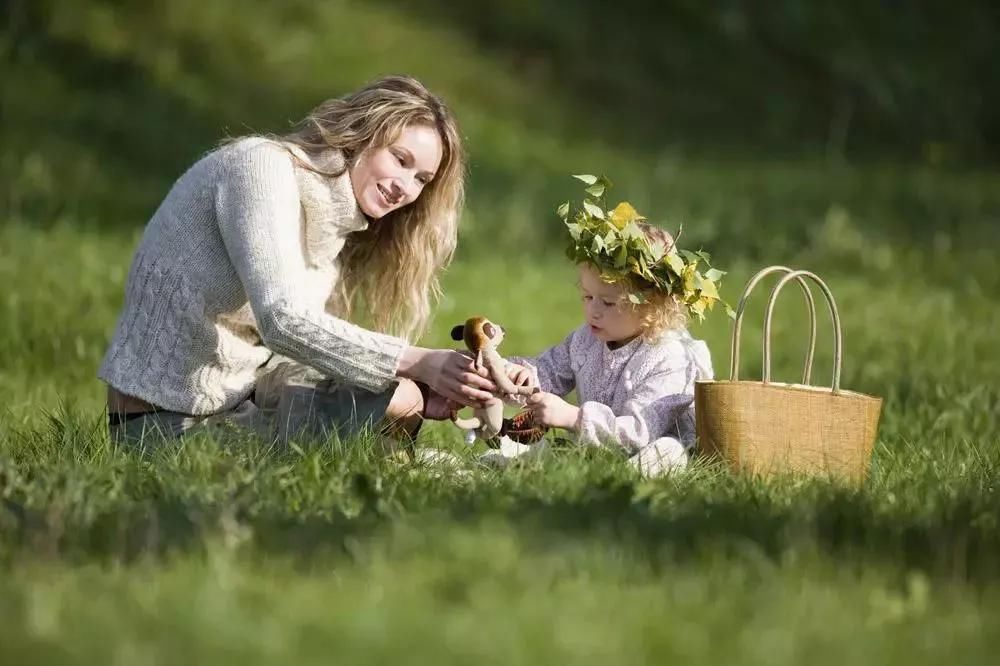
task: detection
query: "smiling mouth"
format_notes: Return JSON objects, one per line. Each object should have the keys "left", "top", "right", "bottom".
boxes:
{"left": 377, "top": 184, "right": 398, "bottom": 207}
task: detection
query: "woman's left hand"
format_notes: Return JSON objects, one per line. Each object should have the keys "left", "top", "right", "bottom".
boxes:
{"left": 526, "top": 391, "right": 580, "bottom": 430}
{"left": 423, "top": 388, "right": 462, "bottom": 421}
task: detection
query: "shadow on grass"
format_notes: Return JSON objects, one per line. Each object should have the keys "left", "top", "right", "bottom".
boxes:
{"left": 2, "top": 459, "right": 997, "bottom": 584}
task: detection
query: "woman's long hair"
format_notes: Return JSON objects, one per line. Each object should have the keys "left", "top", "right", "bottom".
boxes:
{"left": 280, "top": 75, "right": 465, "bottom": 342}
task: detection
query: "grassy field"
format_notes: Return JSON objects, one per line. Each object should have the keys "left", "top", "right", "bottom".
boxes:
{"left": 3, "top": 0, "right": 1000, "bottom": 663}
{"left": 2, "top": 206, "right": 999, "bottom": 662}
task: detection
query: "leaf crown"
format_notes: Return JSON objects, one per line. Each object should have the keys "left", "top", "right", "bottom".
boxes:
{"left": 559, "top": 174, "right": 732, "bottom": 321}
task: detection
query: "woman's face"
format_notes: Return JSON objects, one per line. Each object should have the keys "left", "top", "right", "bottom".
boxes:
{"left": 349, "top": 124, "right": 443, "bottom": 219}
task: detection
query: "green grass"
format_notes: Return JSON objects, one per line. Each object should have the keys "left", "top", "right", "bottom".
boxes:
{"left": 2, "top": 206, "right": 999, "bottom": 661}
{"left": 3, "top": 0, "right": 1000, "bottom": 662}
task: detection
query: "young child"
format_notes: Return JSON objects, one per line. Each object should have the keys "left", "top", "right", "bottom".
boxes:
{"left": 495, "top": 213, "right": 718, "bottom": 477}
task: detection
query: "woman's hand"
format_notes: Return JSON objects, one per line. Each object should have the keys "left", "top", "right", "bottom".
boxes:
{"left": 505, "top": 363, "right": 537, "bottom": 390}
{"left": 397, "top": 347, "right": 496, "bottom": 408}
{"left": 527, "top": 391, "right": 580, "bottom": 431}
{"left": 422, "top": 388, "right": 463, "bottom": 421}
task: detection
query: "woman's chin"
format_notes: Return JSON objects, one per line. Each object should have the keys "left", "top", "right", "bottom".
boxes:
{"left": 359, "top": 199, "right": 388, "bottom": 219}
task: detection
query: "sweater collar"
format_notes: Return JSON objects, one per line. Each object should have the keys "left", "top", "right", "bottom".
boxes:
{"left": 283, "top": 142, "right": 369, "bottom": 268}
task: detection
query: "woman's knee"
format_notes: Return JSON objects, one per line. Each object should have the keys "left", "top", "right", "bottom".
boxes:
{"left": 386, "top": 379, "right": 424, "bottom": 421}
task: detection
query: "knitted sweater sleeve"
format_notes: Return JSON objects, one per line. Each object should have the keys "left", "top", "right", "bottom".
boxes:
{"left": 214, "top": 142, "right": 407, "bottom": 393}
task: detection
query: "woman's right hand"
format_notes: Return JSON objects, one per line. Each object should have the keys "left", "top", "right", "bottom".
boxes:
{"left": 397, "top": 347, "right": 496, "bottom": 408}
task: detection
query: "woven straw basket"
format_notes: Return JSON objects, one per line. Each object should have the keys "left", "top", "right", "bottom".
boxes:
{"left": 695, "top": 266, "right": 883, "bottom": 481}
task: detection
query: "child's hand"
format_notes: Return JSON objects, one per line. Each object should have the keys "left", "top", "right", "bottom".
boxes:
{"left": 527, "top": 391, "right": 580, "bottom": 431}
{"left": 505, "top": 363, "right": 537, "bottom": 390}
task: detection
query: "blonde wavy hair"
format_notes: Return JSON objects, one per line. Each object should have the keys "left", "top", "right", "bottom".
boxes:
{"left": 616, "top": 223, "right": 687, "bottom": 340}
{"left": 279, "top": 75, "right": 465, "bottom": 342}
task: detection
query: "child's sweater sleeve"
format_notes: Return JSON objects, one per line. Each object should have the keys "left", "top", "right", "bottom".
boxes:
{"left": 577, "top": 368, "right": 693, "bottom": 455}
{"left": 509, "top": 331, "right": 576, "bottom": 397}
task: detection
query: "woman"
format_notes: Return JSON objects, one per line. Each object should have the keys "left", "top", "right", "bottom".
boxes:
{"left": 100, "top": 75, "right": 495, "bottom": 448}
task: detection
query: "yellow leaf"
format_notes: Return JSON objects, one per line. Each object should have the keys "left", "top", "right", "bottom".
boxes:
{"left": 608, "top": 201, "right": 645, "bottom": 230}
{"left": 690, "top": 298, "right": 707, "bottom": 319}
{"left": 682, "top": 264, "right": 697, "bottom": 294}
{"left": 698, "top": 276, "right": 719, "bottom": 300}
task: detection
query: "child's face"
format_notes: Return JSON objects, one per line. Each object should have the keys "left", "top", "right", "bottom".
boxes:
{"left": 578, "top": 265, "right": 643, "bottom": 345}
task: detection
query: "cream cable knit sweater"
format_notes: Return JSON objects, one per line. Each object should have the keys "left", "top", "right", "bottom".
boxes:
{"left": 99, "top": 137, "right": 408, "bottom": 415}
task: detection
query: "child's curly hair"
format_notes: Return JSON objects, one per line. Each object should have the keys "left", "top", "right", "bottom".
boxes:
{"left": 621, "top": 223, "right": 687, "bottom": 340}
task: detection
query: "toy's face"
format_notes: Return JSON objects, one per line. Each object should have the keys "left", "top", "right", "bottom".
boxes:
{"left": 451, "top": 317, "right": 508, "bottom": 352}
{"left": 481, "top": 319, "right": 506, "bottom": 347}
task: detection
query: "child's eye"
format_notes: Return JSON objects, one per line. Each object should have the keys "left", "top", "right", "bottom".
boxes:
{"left": 602, "top": 301, "right": 616, "bottom": 308}
{"left": 581, "top": 295, "right": 593, "bottom": 302}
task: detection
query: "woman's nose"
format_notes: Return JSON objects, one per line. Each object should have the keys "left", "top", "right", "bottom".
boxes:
{"left": 397, "top": 175, "right": 420, "bottom": 201}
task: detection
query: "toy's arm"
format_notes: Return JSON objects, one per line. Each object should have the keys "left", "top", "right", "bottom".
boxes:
{"left": 483, "top": 349, "right": 535, "bottom": 396}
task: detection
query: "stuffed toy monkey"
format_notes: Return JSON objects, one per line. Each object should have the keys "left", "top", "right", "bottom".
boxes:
{"left": 449, "top": 316, "right": 546, "bottom": 445}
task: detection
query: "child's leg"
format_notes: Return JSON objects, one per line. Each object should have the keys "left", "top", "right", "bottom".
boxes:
{"left": 629, "top": 437, "right": 689, "bottom": 477}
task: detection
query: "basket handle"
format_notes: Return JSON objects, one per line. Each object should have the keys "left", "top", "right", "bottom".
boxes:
{"left": 730, "top": 266, "right": 818, "bottom": 384}
{"left": 763, "top": 270, "right": 843, "bottom": 392}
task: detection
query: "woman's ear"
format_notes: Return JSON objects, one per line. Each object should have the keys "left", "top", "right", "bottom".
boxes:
{"left": 450, "top": 324, "right": 465, "bottom": 341}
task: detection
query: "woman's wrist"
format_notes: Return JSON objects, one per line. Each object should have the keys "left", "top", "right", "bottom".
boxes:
{"left": 396, "top": 345, "right": 430, "bottom": 383}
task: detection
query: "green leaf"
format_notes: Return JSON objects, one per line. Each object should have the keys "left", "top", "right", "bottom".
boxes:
{"left": 583, "top": 200, "right": 605, "bottom": 219}
{"left": 614, "top": 244, "right": 628, "bottom": 268}
{"left": 622, "top": 221, "right": 644, "bottom": 240}
{"left": 724, "top": 302, "right": 737, "bottom": 319}
{"left": 648, "top": 240, "right": 665, "bottom": 262}
{"left": 627, "top": 292, "right": 646, "bottom": 304}
{"left": 695, "top": 250, "right": 712, "bottom": 265}
{"left": 679, "top": 249, "right": 700, "bottom": 265}
{"left": 565, "top": 222, "right": 582, "bottom": 240}
{"left": 585, "top": 183, "right": 606, "bottom": 198}
{"left": 573, "top": 174, "right": 599, "bottom": 185}
{"left": 556, "top": 201, "right": 570, "bottom": 220}
{"left": 705, "top": 268, "right": 726, "bottom": 282}
{"left": 664, "top": 252, "right": 685, "bottom": 275}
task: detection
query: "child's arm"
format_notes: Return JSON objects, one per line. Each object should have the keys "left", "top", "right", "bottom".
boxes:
{"left": 576, "top": 366, "right": 695, "bottom": 456}
{"left": 508, "top": 330, "right": 577, "bottom": 397}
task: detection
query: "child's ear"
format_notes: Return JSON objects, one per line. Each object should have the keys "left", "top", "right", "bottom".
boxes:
{"left": 450, "top": 324, "right": 465, "bottom": 341}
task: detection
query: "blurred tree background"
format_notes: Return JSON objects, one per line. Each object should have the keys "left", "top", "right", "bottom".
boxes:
{"left": 1, "top": 0, "right": 997, "bottom": 258}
